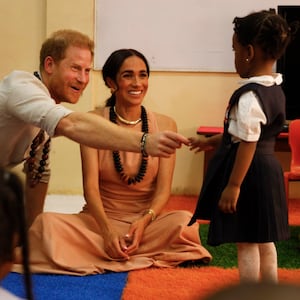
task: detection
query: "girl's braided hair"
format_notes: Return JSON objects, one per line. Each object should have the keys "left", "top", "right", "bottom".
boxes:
{"left": 233, "top": 9, "right": 292, "bottom": 60}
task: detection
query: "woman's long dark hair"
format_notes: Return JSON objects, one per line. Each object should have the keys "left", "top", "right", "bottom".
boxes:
{"left": 0, "top": 169, "right": 33, "bottom": 300}
{"left": 102, "top": 48, "right": 150, "bottom": 107}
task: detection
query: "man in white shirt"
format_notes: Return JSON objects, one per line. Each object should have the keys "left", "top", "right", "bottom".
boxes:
{"left": 0, "top": 29, "right": 188, "bottom": 226}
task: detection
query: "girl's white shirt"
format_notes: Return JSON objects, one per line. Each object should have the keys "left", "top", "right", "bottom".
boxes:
{"left": 228, "top": 73, "right": 283, "bottom": 142}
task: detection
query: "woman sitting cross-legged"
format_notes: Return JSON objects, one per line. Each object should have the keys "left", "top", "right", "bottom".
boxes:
{"left": 13, "top": 49, "right": 212, "bottom": 275}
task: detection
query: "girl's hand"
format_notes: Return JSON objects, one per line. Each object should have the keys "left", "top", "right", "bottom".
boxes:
{"left": 188, "top": 136, "right": 213, "bottom": 153}
{"left": 218, "top": 184, "right": 240, "bottom": 213}
{"left": 218, "top": 140, "right": 257, "bottom": 214}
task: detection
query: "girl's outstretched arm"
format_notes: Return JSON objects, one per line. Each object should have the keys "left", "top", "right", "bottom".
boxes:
{"left": 189, "top": 133, "right": 223, "bottom": 153}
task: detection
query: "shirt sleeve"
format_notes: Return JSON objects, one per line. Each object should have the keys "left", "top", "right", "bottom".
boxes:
{"left": 5, "top": 71, "right": 72, "bottom": 137}
{"left": 228, "top": 90, "right": 267, "bottom": 142}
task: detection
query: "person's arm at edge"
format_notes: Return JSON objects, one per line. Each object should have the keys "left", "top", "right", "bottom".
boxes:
{"left": 24, "top": 181, "right": 48, "bottom": 228}
{"left": 55, "top": 112, "right": 189, "bottom": 157}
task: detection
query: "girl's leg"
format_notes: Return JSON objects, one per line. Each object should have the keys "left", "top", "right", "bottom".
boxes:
{"left": 237, "top": 243, "right": 260, "bottom": 282}
{"left": 258, "top": 242, "right": 278, "bottom": 283}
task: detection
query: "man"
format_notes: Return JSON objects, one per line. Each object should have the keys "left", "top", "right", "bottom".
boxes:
{"left": 0, "top": 29, "right": 188, "bottom": 226}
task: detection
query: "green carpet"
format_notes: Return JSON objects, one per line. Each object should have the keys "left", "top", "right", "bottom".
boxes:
{"left": 199, "top": 224, "right": 300, "bottom": 269}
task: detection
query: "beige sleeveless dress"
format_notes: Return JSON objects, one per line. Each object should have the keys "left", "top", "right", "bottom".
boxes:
{"left": 13, "top": 108, "right": 212, "bottom": 275}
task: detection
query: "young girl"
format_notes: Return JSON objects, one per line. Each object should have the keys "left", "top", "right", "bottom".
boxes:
{"left": 188, "top": 10, "right": 292, "bottom": 283}
{"left": 0, "top": 169, "right": 33, "bottom": 299}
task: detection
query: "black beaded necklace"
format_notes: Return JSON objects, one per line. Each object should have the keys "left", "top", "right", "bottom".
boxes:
{"left": 27, "top": 130, "right": 51, "bottom": 187}
{"left": 109, "top": 106, "right": 148, "bottom": 185}
{"left": 26, "top": 72, "right": 51, "bottom": 187}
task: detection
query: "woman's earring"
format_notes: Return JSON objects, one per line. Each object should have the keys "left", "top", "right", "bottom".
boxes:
{"left": 246, "top": 58, "right": 249, "bottom": 62}
{"left": 110, "top": 87, "right": 116, "bottom": 94}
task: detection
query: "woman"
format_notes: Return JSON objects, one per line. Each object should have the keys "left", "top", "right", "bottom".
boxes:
{"left": 14, "top": 49, "right": 211, "bottom": 275}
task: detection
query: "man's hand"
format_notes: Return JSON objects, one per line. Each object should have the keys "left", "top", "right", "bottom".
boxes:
{"left": 146, "top": 131, "right": 189, "bottom": 157}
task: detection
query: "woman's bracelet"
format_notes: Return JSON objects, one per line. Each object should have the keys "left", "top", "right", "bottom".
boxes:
{"left": 140, "top": 132, "right": 148, "bottom": 157}
{"left": 143, "top": 208, "right": 156, "bottom": 222}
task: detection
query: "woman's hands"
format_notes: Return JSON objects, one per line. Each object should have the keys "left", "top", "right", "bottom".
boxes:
{"left": 122, "top": 217, "right": 149, "bottom": 255}
{"left": 103, "top": 217, "right": 149, "bottom": 260}
{"left": 103, "top": 228, "right": 131, "bottom": 260}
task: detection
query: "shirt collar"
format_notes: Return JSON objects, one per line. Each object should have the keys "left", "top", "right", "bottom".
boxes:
{"left": 238, "top": 73, "right": 283, "bottom": 87}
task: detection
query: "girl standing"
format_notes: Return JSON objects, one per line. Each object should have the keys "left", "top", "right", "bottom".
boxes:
{"left": 189, "top": 10, "right": 292, "bottom": 282}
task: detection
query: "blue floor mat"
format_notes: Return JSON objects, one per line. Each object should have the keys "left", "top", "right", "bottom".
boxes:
{"left": 2, "top": 272, "right": 128, "bottom": 300}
